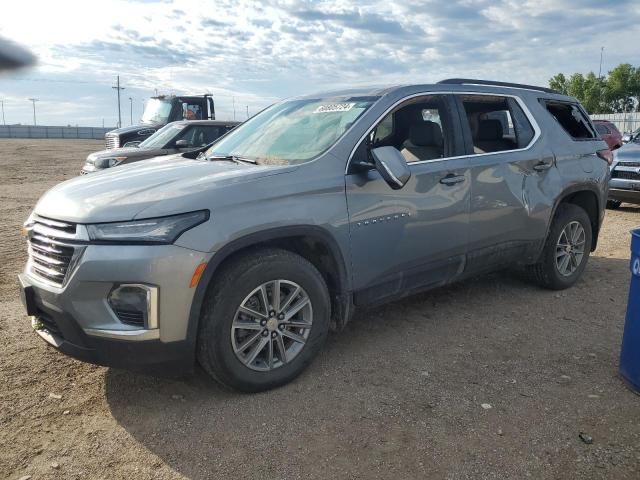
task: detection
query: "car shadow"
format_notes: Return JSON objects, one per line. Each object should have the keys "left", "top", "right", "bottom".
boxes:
{"left": 105, "top": 254, "right": 632, "bottom": 479}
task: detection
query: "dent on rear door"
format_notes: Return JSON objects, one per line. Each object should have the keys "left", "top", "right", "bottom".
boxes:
{"left": 467, "top": 146, "right": 557, "bottom": 268}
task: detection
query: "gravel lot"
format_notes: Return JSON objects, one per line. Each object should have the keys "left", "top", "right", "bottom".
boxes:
{"left": 1, "top": 138, "right": 639, "bottom": 479}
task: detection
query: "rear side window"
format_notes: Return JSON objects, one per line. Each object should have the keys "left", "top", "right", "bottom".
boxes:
{"left": 458, "top": 95, "right": 535, "bottom": 154}
{"left": 594, "top": 123, "right": 609, "bottom": 135}
{"left": 542, "top": 101, "right": 596, "bottom": 140}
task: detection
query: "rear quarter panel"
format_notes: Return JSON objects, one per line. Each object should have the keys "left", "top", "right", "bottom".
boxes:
{"left": 526, "top": 96, "right": 609, "bottom": 245}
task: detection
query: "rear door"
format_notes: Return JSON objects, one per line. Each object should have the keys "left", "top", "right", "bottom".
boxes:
{"left": 345, "top": 94, "right": 471, "bottom": 305}
{"left": 454, "top": 93, "right": 555, "bottom": 272}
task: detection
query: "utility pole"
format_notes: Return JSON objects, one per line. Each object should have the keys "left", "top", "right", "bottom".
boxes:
{"left": 128, "top": 97, "right": 133, "bottom": 125}
{"left": 1, "top": 99, "right": 5, "bottom": 125}
{"left": 28, "top": 98, "right": 38, "bottom": 125}
{"left": 112, "top": 76, "right": 125, "bottom": 128}
{"left": 246, "top": 105, "right": 249, "bottom": 118}
{"left": 232, "top": 96, "right": 236, "bottom": 121}
{"left": 598, "top": 46, "right": 604, "bottom": 79}
{"left": 598, "top": 47, "right": 605, "bottom": 113}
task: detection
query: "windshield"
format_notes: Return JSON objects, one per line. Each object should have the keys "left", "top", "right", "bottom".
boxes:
{"left": 138, "top": 123, "right": 186, "bottom": 149}
{"left": 141, "top": 98, "right": 173, "bottom": 124}
{"left": 206, "top": 96, "right": 378, "bottom": 165}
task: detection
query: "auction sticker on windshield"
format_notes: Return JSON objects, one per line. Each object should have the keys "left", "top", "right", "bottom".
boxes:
{"left": 313, "top": 103, "right": 355, "bottom": 113}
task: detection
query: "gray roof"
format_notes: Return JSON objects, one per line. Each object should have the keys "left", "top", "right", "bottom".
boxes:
{"left": 171, "top": 120, "right": 242, "bottom": 127}
{"left": 294, "top": 81, "right": 573, "bottom": 102}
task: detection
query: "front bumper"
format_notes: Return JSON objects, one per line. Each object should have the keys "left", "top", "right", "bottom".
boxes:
{"left": 19, "top": 243, "right": 212, "bottom": 374}
{"left": 608, "top": 188, "right": 640, "bottom": 205}
{"left": 608, "top": 177, "right": 640, "bottom": 205}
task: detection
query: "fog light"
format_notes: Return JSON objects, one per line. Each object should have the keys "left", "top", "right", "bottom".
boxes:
{"left": 107, "top": 284, "right": 158, "bottom": 329}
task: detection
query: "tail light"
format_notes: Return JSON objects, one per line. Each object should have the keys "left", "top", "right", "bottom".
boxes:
{"left": 597, "top": 149, "right": 613, "bottom": 165}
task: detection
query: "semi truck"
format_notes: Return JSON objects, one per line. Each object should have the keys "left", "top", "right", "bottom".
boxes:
{"left": 105, "top": 94, "right": 215, "bottom": 149}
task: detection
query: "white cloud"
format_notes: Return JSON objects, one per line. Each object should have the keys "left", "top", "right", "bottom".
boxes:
{"left": 0, "top": 0, "right": 639, "bottom": 126}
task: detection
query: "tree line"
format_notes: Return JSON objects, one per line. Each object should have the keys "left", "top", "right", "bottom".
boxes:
{"left": 548, "top": 63, "right": 640, "bottom": 114}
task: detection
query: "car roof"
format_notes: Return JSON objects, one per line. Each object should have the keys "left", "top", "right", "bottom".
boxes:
{"left": 170, "top": 120, "right": 241, "bottom": 126}
{"left": 294, "top": 82, "right": 576, "bottom": 103}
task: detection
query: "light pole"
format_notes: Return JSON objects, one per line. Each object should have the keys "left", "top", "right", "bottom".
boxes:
{"left": 598, "top": 46, "right": 604, "bottom": 79}
{"left": 598, "top": 47, "right": 605, "bottom": 113}
{"left": 128, "top": 97, "right": 133, "bottom": 125}
{"left": 1, "top": 99, "right": 5, "bottom": 125}
{"left": 112, "top": 75, "right": 125, "bottom": 128}
{"left": 28, "top": 98, "right": 38, "bottom": 125}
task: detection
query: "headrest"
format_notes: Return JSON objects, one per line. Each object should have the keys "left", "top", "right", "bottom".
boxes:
{"left": 477, "top": 119, "right": 504, "bottom": 141}
{"left": 409, "top": 121, "right": 443, "bottom": 147}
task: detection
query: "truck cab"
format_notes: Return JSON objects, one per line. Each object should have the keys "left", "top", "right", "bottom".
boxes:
{"left": 105, "top": 94, "right": 215, "bottom": 149}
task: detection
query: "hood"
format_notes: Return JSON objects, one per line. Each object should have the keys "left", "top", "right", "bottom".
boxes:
{"left": 35, "top": 156, "right": 292, "bottom": 223}
{"left": 107, "top": 123, "right": 160, "bottom": 136}
{"left": 615, "top": 141, "right": 640, "bottom": 160}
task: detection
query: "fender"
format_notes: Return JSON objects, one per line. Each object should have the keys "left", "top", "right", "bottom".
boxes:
{"left": 537, "top": 182, "right": 604, "bottom": 259}
{"left": 184, "top": 225, "right": 352, "bottom": 354}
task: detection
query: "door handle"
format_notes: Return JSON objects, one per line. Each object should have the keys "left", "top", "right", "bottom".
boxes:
{"left": 533, "top": 161, "right": 553, "bottom": 172}
{"left": 439, "top": 174, "right": 465, "bottom": 186}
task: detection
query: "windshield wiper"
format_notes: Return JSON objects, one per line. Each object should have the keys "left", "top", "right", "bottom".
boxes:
{"left": 207, "top": 155, "right": 257, "bottom": 165}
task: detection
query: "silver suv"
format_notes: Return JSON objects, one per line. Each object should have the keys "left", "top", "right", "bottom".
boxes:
{"left": 19, "top": 79, "right": 610, "bottom": 392}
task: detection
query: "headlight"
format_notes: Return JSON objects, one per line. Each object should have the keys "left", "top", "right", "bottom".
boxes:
{"left": 87, "top": 210, "right": 209, "bottom": 244}
{"left": 96, "top": 156, "right": 127, "bottom": 168}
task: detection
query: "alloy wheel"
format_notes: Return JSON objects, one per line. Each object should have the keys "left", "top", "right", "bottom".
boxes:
{"left": 231, "top": 280, "right": 313, "bottom": 371}
{"left": 555, "top": 221, "right": 586, "bottom": 277}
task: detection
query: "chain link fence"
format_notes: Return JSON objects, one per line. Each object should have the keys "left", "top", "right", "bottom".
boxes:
{"left": 0, "top": 125, "right": 113, "bottom": 139}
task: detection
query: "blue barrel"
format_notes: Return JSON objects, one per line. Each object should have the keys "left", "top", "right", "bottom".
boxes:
{"left": 620, "top": 229, "right": 640, "bottom": 393}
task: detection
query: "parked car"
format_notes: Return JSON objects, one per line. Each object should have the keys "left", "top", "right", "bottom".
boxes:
{"left": 607, "top": 135, "right": 640, "bottom": 208}
{"left": 622, "top": 127, "right": 640, "bottom": 144}
{"left": 81, "top": 120, "right": 239, "bottom": 174}
{"left": 104, "top": 94, "right": 217, "bottom": 149}
{"left": 593, "top": 120, "right": 623, "bottom": 150}
{"left": 19, "top": 79, "right": 609, "bottom": 392}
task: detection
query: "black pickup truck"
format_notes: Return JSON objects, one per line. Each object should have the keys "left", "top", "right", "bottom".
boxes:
{"left": 105, "top": 94, "right": 215, "bottom": 149}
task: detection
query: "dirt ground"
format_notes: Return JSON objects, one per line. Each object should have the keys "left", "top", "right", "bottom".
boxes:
{"left": 1, "top": 138, "right": 639, "bottom": 480}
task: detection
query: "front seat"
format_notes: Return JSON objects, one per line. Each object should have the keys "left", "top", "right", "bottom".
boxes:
{"left": 475, "top": 119, "right": 514, "bottom": 153}
{"left": 400, "top": 121, "right": 444, "bottom": 162}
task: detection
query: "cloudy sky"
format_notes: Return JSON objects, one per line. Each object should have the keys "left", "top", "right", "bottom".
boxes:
{"left": 1, "top": 0, "right": 639, "bottom": 127}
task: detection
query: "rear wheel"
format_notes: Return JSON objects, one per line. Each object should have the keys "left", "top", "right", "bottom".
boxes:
{"left": 607, "top": 200, "right": 622, "bottom": 210}
{"left": 528, "top": 203, "right": 593, "bottom": 290}
{"left": 197, "top": 249, "right": 330, "bottom": 392}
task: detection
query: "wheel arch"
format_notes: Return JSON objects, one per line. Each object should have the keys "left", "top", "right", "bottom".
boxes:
{"left": 548, "top": 185, "right": 603, "bottom": 252}
{"left": 186, "top": 226, "right": 354, "bottom": 356}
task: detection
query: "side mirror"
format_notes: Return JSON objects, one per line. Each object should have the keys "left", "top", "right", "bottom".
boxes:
{"left": 175, "top": 139, "right": 190, "bottom": 148}
{"left": 371, "top": 146, "right": 411, "bottom": 190}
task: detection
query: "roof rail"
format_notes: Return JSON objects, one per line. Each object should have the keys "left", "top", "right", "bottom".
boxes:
{"left": 438, "top": 78, "right": 560, "bottom": 95}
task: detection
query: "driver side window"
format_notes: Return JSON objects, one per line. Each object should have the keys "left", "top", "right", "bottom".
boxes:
{"left": 351, "top": 95, "right": 452, "bottom": 169}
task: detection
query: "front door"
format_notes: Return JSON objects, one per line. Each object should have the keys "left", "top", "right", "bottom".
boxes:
{"left": 345, "top": 94, "right": 471, "bottom": 306}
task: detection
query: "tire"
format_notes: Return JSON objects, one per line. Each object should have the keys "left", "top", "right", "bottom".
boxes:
{"left": 528, "top": 203, "right": 593, "bottom": 290}
{"left": 607, "top": 200, "right": 622, "bottom": 210}
{"left": 197, "top": 248, "right": 330, "bottom": 392}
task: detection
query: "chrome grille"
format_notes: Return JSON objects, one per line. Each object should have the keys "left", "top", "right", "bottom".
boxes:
{"left": 26, "top": 216, "right": 83, "bottom": 287}
{"left": 612, "top": 170, "right": 640, "bottom": 181}
{"left": 105, "top": 134, "right": 120, "bottom": 150}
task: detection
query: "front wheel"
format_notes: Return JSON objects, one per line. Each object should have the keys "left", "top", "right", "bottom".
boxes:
{"left": 197, "top": 249, "right": 330, "bottom": 392}
{"left": 528, "top": 203, "right": 593, "bottom": 290}
{"left": 607, "top": 200, "right": 622, "bottom": 210}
